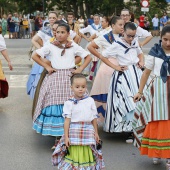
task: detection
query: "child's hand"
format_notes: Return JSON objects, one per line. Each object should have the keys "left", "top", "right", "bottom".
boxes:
{"left": 133, "top": 93, "right": 142, "bottom": 103}
{"left": 137, "top": 61, "right": 144, "bottom": 69}
{"left": 46, "top": 66, "right": 57, "bottom": 74}
{"left": 65, "top": 137, "right": 70, "bottom": 148}
{"left": 72, "top": 67, "right": 83, "bottom": 74}
{"left": 115, "top": 65, "right": 128, "bottom": 72}
{"left": 95, "top": 133, "right": 100, "bottom": 143}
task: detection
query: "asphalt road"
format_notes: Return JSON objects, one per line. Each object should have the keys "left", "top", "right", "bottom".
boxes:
{"left": 0, "top": 37, "right": 166, "bottom": 170}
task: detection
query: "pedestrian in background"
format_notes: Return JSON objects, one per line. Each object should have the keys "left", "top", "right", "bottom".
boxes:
{"left": 35, "top": 14, "right": 42, "bottom": 32}
{"left": 160, "top": 14, "right": 167, "bottom": 33}
{"left": 78, "top": 16, "right": 85, "bottom": 28}
{"left": 88, "top": 15, "right": 94, "bottom": 25}
{"left": 164, "top": 12, "right": 169, "bottom": 21}
{"left": 152, "top": 14, "right": 159, "bottom": 30}
{"left": 139, "top": 14, "right": 145, "bottom": 29}
{"left": 12, "top": 13, "right": 20, "bottom": 38}
{"left": 22, "top": 17, "right": 29, "bottom": 38}
{"left": 144, "top": 16, "right": 150, "bottom": 31}
{"left": 152, "top": 14, "right": 159, "bottom": 36}
{"left": 7, "top": 14, "right": 15, "bottom": 39}
{"left": 29, "top": 15, "right": 35, "bottom": 38}
{"left": 1, "top": 14, "right": 7, "bottom": 37}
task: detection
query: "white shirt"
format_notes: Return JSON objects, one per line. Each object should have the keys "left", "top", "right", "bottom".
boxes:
{"left": 0, "top": 34, "right": 6, "bottom": 51}
{"left": 95, "top": 27, "right": 112, "bottom": 37}
{"left": 152, "top": 17, "right": 159, "bottom": 27}
{"left": 79, "top": 24, "right": 101, "bottom": 36}
{"left": 102, "top": 38, "right": 142, "bottom": 66}
{"left": 37, "top": 30, "right": 52, "bottom": 45}
{"left": 78, "top": 18, "right": 84, "bottom": 28}
{"left": 36, "top": 41, "right": 90, "bottom": 69}
{"left": 94, "top": 33, "right": 120, "bottom": 49}
{"left": 136, "top": 26, "right": 152, "bottom": 38}
{"left": 145, "top": 54, "right": 170, "bottom": 76}
{"left": 70, "top": 30, "right": 76, "bottom": 40}
{"left": 62, "top": 97, "right": 98, "bottom": 122}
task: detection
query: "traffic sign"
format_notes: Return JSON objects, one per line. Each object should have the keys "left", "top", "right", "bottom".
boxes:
{"left": 141, "top": 7, "right": 149, "bottom": 12}
{"left": 141, "top": 0, "right": 149, "bottom": 7}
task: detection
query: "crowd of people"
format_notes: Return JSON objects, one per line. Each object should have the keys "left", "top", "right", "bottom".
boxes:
{"left": 1, "top": 8, "right": 170, "bottom": 170}
{"left": 0, "top": 12, "right": 46, "bottom": 39}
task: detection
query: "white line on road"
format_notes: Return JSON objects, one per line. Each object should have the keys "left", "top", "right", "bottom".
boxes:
{"left": 8, "top": 75, "right": 28, "bottom": 88}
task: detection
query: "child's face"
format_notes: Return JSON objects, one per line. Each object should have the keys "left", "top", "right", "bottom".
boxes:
{"left": 49, "top": 13, "right": 57, "bottom": 26}
{"left": 112, "top": 19, "right": 124, "bottom": 34}
{"left": 123, "top": 29, "right": 136, "bottom": 44}
{"left": 52, "top": 24, "right": 58, "bottom": 37}
{"left": 162, "top": 32, "right": 170, "bottom": 51}
{"left": 55, "top": 26, "right": 69, "bottom": 43}
{"left": 101, "top": 18, "right": 108, "bottom": 29}
{"left": 71, "top": 78, "right": 87, "bottom": 98}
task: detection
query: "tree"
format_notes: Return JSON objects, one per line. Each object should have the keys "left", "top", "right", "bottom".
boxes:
{"left": 125, "top": 0, "right": 168, "bottom": 19}
{"left": 0, "top": 0, "right": 16, "bottom": 16}
{"left": 47, "top": 0, "right": 124, "bottom": 19}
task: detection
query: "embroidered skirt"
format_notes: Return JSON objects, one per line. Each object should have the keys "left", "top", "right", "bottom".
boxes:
{"left": 133, "top": 76, "right": 170, "bottom": 149}
{"left": 91, "top": 58, "right": 118, "bottom": 124}
{"left": 0, "top": 61, "right": 8, "bottom": 98}
{"left": 33, "top": 69, "right": 74, "bottom": 136}
{"left": 52, "top": 122, "right": 105, "bottom": 170}
{"left": 104, "top": 65, "right": 143, "bottom": 133}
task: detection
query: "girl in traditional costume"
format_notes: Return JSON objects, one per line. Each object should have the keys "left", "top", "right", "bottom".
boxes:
{"left": 52, "top": 73, "right": 105, "bottom": 170}
{"left": 32, "top": 23, "right": 91, "bottom": 138}
{"left": 96, "top": 22, "right": 144, "bottom": 143}
{"left": 27, "top": 11, "right": 58, "bottom": 99}
{"left": 133, "top": 25, "right": 170, "bottom": 169}
{"left": 88, "top": 16, "right": 124, "bottom": 124}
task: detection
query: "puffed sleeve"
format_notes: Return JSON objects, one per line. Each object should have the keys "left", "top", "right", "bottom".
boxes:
{"left": 35, "top": 45, "right": 50, "bottom": 58}
{"left": 0, "top": 35, "right": 7, "bottom": 51}
{"left": 94, "top": 35, "right": 105, "bottom": 48}
{"left": 102, "top": 42, "right": 118, "bottom": 58}
{"left": 90, "top": 97, "right": 98, "bottom": 119}
{"left": 79, "top": 25, "right": 91, "bottom": 34}
{"left": 37, "top": 30, "right": 45, "bottom": 40}
{"left": 136, "top": 26, "right": 151, "bottom": 38}
{"left": 73, "top": 42, "right": 90, "bottom": 59}
{"left": 135, "top": 41, "right": 143, "bottom": 55}
{"left": 62, "top": 101, "right": 72, "bottom": 118}
{"left": 70, "top": 30, "right": 76, "bottom": 40}
{"left": 145, "top": 55, "right": 155, "bottom": 70}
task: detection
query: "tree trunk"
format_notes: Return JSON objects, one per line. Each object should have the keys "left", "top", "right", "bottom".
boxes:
{"left": 84, "top": 2, "right": 91, "bottom": 18}
{"left": 79, "top": 1, "right": 85, "bottom": 19}
{"left": 72, "top": 0, "right": 79, "bottom": 19}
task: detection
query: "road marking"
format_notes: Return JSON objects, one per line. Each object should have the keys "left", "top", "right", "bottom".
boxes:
{"left": 9, "top": 75, "right": 28, "bottom": 88}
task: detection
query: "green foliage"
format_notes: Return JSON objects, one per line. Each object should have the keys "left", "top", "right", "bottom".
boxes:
{"left": 125, "top": 0, "right": 168, "bottom": 19}
{"left": 0, "top": 0, "right": 16, "bottom": 15}
{"left": 46, "top": 0, "right": 124, "bottom": 18}
{"left": 1, "top": 0, "right": 168, "bottom": 20}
